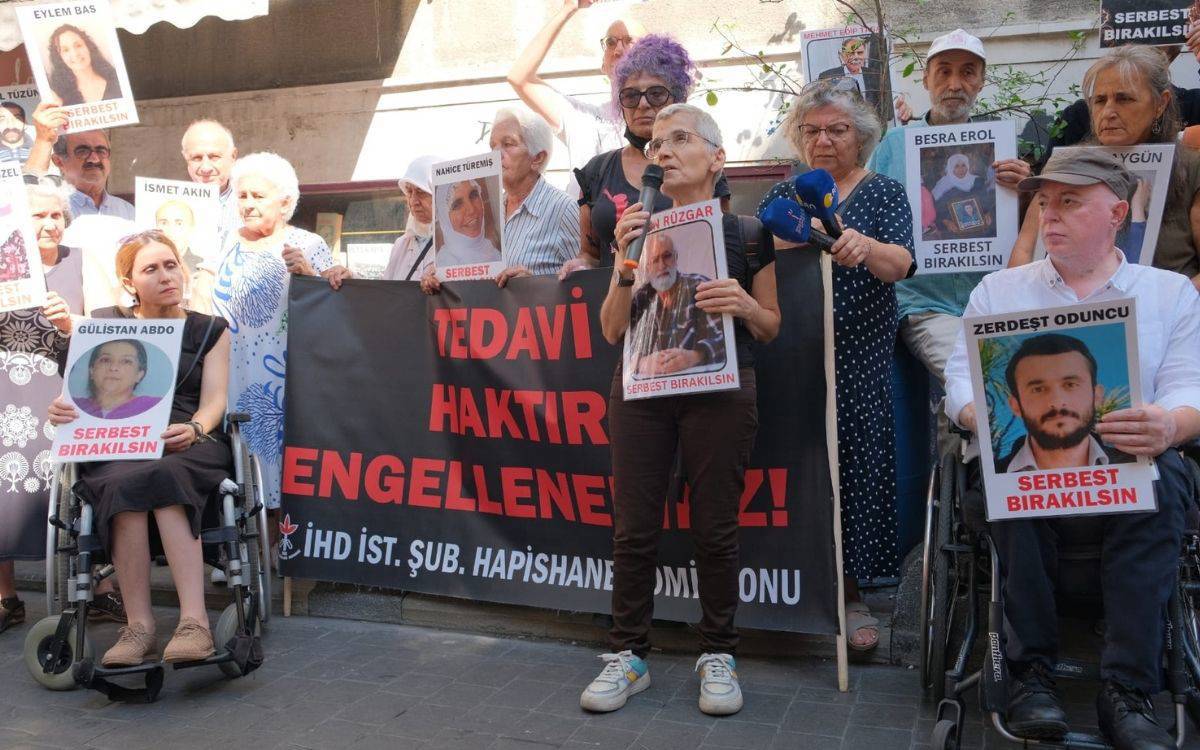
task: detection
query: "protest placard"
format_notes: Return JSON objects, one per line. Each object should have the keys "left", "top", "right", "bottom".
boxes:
{"left": 16, "top": 0, "right": 138, "bottom": 134}
{"left": 0, "top": 85, "right": 40, "bottom": 171}
{"left": 622, "top": 198, "right": 738, "bottom": 400}
{"left": 1100, "top": 0, "right": 1196, "bottom": 47}
{"left": 432, "top": 151, "right": 504, "bottom": 282}
{"left": 52, "top": 318, "right": 183, "bottom": 462}
{"left": 801, "top": 25, "right": 899, "bottom": 125}
{"left": 345, "top": 242, "right": 392, "bottom": 280}
{"left": 0, "top": 181, "right": 47, "bottom": 313}
{"left": 905, "top": 120, "right": 1018, "bottom": 274}
{"left": 135, "top": 177, "right": 220, "bottom": 273}
{"left": 965, "top": 299, "right": 1157, "bottom": 521}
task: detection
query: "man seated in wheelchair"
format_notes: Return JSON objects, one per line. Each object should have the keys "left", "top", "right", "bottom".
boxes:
{"left": 943, "top": 149, "right": 1200, "bottom": 750}
{"left": 48, "top": 230, "right": 233, "bottom": 668}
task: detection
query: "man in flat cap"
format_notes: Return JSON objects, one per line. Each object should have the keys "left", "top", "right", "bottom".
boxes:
{"left": 944, "top": 148, "right": 1200, "bottom": 749}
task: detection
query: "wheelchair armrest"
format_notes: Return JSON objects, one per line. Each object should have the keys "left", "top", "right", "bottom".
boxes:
{"left": 227, "top": 412, "right": 251, "bottom": 425}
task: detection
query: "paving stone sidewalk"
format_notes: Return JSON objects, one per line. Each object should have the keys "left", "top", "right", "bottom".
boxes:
{"left": 1, "top": 592, "right": 1197, "bottom": 750}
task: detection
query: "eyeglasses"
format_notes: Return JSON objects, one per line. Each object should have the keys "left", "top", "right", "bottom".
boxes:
{"left": 800, "top": 76, "right": 864, "bottom": 98}
{"left": 798, "top": 123, "right": 855, "bottom": 140}
{"left": 72, "top": 145, "right": 110, "bottom": 160}
{"left": 619, "top": 85, "right": 673, "bottom": 109}
{"left": 22, "top": 173, "right": 64, "bottom": 187}
{"left": 644, "top": 130, "right": 720, "bottom": 159}
{"left": 118, "top": 229, "right": 172, "bottom": 247}
{"left": 601, "top": 35, "right": 633, "bottom": 51}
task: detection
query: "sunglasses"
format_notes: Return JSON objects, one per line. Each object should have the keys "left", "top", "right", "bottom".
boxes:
{"left": 800, "top": 76, "right": 865, "bottom": 98}
{"left": 118, "top": 229, "right": 173, "bottom": 247}
{"left": 618, "top": 85, "right": 673, "bottom": 110}
{"left": 22, "top": 173, "right": 64, "bottom": 187}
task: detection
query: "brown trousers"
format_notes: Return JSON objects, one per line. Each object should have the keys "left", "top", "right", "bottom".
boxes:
{"left": 607, "top": 368, "right": 758, "bottom": 657}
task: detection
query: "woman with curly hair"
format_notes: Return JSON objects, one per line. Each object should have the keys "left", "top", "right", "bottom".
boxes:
{"left": 561, "top": 34, "right": 729, "bottom": 277}
{"left": 46, "top": 24, "right": 121, "bottom": 106}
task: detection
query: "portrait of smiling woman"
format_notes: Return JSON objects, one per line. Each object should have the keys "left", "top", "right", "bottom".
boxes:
{"left": 44, "top": 23, "right": 122, "bottom": 106}
{"left": 69, "top": 339, "right": 165, "bottom": 420}
{"left": 434, "top": 177, "right": 502, "bottom": 267}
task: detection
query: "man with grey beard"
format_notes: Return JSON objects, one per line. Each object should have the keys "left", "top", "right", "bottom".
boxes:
{"left": 627, "top": 231, "right": 725, "bottom": 377}
{"left": 868, "top": 29, "right": 1032, "bottom": 389}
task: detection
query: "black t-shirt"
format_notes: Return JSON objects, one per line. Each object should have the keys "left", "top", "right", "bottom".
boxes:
{"left": 576, "top": 147, "right": 732, "bottom": 268}
{"left": 722, "top": 214, "right": 776, "bottom": 367}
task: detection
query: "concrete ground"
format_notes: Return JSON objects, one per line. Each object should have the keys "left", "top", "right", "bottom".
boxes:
{"left": 3, "top": 591, "right": 1200, "bottom": 750}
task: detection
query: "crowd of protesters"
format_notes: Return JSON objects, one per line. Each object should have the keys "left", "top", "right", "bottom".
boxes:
{"left": 0, "top": 2, "right": 1196, "bottom": 745}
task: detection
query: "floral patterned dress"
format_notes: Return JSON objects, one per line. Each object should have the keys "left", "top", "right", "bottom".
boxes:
{"left": 0, "top": 246, "right": 83, "bottom": 560}
{"left": 211, "top": 226, "right": 332, "bottom": 508}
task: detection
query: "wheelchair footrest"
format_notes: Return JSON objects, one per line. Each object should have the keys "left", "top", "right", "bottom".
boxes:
{"left": 74, "top": 659, "right": 165, "bottom": 703}
{"left": 200, "top": 527, "right": 239, "bottom": 545}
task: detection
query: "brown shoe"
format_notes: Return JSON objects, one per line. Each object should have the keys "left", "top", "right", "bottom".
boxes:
{"left": 163, "top": 618, "right": 215, "bottom": 663}
{"left": 101, "top": 623, "right": 157, "bottom": 667}
{"left": 88, "top": 591, "right": 128, "bottom": 623}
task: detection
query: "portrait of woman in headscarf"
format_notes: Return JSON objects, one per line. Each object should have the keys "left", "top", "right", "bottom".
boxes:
{"left": 433, "top": 178, "right": 502, "bottom": 268}
{"left": 928, "top": 150, "right": 995, "bottom": 240}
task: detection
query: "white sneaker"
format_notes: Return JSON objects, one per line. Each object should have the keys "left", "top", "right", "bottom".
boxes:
{"left": 210, "top": 567, "right": 227, "bottom": 586}
{"left": 696, "top": 653, "right": 743, "bottom": 715}
{"left": 579, "top": 650, "right": 650, "bottom": 712}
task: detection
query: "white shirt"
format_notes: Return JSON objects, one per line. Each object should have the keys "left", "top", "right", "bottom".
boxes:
{"left": 1005, "top": 434, "right": 1110, "bottom": 472}
{"left": 68, "top": 187, "right": 134, "bottom": 221}
{"left": 945, "top": 254, "right": 1200, "bottom": 426}
{"left": 552, "top": 86, "right": 625, "bottom": 198}
{"left": 382, "top": 232, "right": 434, "bottom": 281}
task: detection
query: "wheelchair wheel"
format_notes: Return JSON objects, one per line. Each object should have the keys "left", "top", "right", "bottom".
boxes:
{"left": 45, "top": 471, "right": 73, "bottom": 616}
{"left": 23, "top": 615, "right": 92, "bottom": 691}
{"left": 923, "top": 452, "right": 956, "bottom": 702}
{"left": 248, "top": 453, "right": 271, "bottom": 624}
{"left": 214, "top": 600, "right": 260, "bottom": 678}
{"left": 931, "top": 718, "right": 958, "bottom": 750}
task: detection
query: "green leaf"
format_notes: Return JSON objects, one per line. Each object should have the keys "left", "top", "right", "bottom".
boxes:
{"left": 903, "top": 60, "right": 916, "bottom": 77}
{"left": 706, "top": 90, "right": 719, "bottom": 106}
{"left": 762, "top": 63, "right": 771, "bottom": 73}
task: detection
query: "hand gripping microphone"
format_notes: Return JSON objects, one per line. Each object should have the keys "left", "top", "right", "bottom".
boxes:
{"left": 622, "top": 164, "right": 665, "bottom": 269}
{"left": 756, "top": 197, "right": 834, "bottom": 252}
{"left": 792, "top": 168, "right": 842, "bottom": 239}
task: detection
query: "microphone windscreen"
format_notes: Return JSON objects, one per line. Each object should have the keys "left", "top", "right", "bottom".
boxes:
{"left": 792, "top": 168, "right": 840, "bottom": 218}
{"left": 757, "top": 197, "right": 812, "bottom": 245}
{"left": 641, "top": 164, "right": 665, "bottom": 190}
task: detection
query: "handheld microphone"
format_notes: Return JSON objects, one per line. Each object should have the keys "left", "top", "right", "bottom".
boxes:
{"left": 757, "top": 197, "right": 834, "bottom": 252}
{"left": 623, "top": 164, "right": 665, "bottom": 269}
{"left": 792, "top": 169, "right": 842, "bottom": 239}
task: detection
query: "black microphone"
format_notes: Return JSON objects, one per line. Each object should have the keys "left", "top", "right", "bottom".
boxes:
{"left": 623, "top": 164, "right": 665, "bottom": 270}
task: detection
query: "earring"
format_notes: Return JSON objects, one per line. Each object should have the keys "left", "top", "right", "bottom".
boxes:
{"left": 1152, "top": 116, "right": 1163, "bottom": 135}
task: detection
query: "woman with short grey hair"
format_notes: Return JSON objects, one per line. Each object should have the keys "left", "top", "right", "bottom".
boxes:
{"left": 0, "top": 175, "right": 88, "bottom": 633}
{"left": 759, "top": 77, "right": 915, "bottom": 653}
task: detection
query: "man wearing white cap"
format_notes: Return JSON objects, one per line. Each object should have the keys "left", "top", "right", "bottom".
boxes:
{"left": 383, "top": 155, "right": 439, "bottom": 281}
{"left": 868, "top": 29, "right": 1032, "bottom": 388}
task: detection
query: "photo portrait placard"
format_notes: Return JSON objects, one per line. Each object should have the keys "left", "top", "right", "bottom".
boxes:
{"left": 0, "top": 85, "right": 40, "bottom": 171}
{"left": 965, "top": 299, "right": 1156, "bottom": 521}
{"left": 622, "top": 199, "right": 738, "bottom": 401}
{"left": 905, "top": 120, "right": 1018, "bottom": 274}
{"left": 52, "top": 318, "right": 183, "bottom": 462}
{"left": 1100, "top": 0, "right": 1196, "bottom": 47}
{"left": 16, "top": 0, "right": 138, "bottom": 134}
{"left": 432, "top": 151, "right": 504, "bottom": 282}
{"left": 801, "top": 25, "right": 899, "bottom": 125}
{"left": 0, "top": 181, "right": 47, "bottom": 313}
{"left": 135, "top": 177, "right": 221, "bottom": 273}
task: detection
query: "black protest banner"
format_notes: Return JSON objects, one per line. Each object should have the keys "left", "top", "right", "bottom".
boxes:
{"left": 1101, "top": 0, "right": 1195, "bottom": 47}
{"left": 279, "top": 251, "right": 837, "bottom": 633}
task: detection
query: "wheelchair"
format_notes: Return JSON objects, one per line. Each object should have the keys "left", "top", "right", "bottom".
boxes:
{"left": 919, "top": 436, "right": 1200, "bottom": 749}
{"left": 21, "top": 413, "right": 271, "bottom": 703}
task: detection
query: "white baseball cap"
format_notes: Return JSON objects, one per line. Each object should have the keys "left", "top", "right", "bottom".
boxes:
{"left": 927, "top": 29, "right": 986, "bottom": 64}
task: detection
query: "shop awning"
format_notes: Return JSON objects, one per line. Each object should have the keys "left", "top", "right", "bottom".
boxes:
{"left": 0, "top": 0, "right": 268, "bottom": 51}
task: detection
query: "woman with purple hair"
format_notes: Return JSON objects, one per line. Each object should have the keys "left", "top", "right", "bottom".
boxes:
{"left": 560, "top": 34, "right": 730, "bottom": 277}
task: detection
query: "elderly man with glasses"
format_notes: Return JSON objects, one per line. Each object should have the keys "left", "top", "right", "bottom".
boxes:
{"left": 25, "top": 101, "right": 133, "bottom": 221}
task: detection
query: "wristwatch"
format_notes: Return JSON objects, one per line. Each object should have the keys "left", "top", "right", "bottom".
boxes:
{"left": 616, "top": 271, "right": 634, "bottom": 287}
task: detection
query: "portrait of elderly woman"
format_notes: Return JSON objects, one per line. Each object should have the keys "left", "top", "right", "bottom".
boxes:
{"left": 758, "top": 78, "right": 916, "bottom": 652}
{"left": 433, "top": 177, "right": 502, "bottom": 267}
{"left": 70, "top": 339, "right": 163, "bottom": 420}
{"left": 922, "top": 147, "right": 996, "bottom": 240}
{"left": 44, "top": 23, "right": 122, "bottom": 106}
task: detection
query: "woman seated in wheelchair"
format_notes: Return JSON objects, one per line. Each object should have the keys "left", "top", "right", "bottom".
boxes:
{"left": 48, "top": 230, "right": 232, "bottom": 667}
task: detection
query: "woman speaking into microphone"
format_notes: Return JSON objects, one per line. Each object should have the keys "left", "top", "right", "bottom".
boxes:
{"left": 579, "top": 103, "right": 780, "bottom": 717}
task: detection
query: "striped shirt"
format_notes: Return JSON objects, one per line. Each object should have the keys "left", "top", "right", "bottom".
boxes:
{"left": 502, "top": 176, "right": 580, "bottom": 277}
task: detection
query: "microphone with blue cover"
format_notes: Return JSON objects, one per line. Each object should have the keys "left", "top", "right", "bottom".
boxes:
{"left": 757, "top": 197, "right": 833, "bottom": 252}
{"left": 792, "top": 168, "right": 842, "bottom": 239}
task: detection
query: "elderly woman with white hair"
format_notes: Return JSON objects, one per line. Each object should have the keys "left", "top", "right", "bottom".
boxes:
{"left": 383, "top": 155, "right": 439, "bottom": 281}
{"left": 211, "top": 152, "right": 349, "bottom": 519}
{"left": 757, "top": 78, "right": 915, "bottom": 652}
{"left": 0, "top": 177, "right": 86, "bottom": 633}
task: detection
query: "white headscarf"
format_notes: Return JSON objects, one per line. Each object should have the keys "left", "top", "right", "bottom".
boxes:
{"left": 399, "top": 154, "right": 439, "bottom": 240}
{"left": 435, "top": 178, "right": 500, "bottom": 266}
{"left": 932, "top": 153, "right": 978, "bottom": 201}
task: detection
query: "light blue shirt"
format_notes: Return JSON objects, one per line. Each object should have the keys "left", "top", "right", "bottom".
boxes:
{"left": 69, "top": 187, "right": 134, "bottom": 221}
{"left": 502, "top": 176, "right": 580, "bottom": 277}
{"left": 944, "top": 254, "right": 1200, "bottom": 427}
{"left": 868, "top": 112, "right": 986, "bottom": 321}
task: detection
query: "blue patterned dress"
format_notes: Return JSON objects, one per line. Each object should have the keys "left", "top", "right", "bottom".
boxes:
{"left": 211, "top": 226, "right": 332, "bottom": 508}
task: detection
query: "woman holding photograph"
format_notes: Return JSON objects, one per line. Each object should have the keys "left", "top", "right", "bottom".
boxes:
{"left": 47, "top": 229, "right": 232, "bottom": 666}
{"left": 582, "top": 103, "right": 778, "bottom": 717}
{"left": 758, "top": 77, "right": 916, "bottom": 652}
{"left": 1010, "top": 45, "right": 1200, "bottom": 289}
{"left": 930, "top": 152, "right": 994, "bottom": 239}
{"left": 434, "top": 178, "right": 502, "bottom": 266}
{"left": 0, "top": 177, "right": 85, "bottom": 634}
{"left": 46, "top": 24, "right": 121, "bottom": 106}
